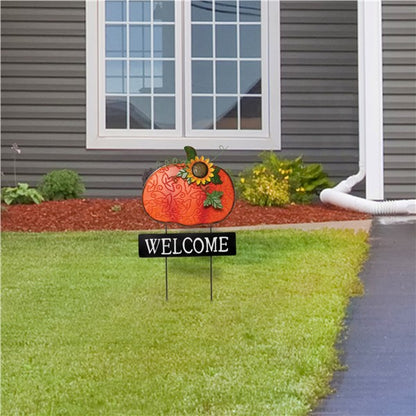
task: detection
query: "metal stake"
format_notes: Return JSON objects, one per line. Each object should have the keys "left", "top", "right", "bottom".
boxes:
{"left": 210, "top": 226, "right": 213, "bottom": 301}
{"left": 165, "top": 225, "right": 168, "bottom": 301}
{"left": 13, "top": 154, "right": 17, "bottom": 186}
{"left": 11, "top": 143, "right": 21, "bottom": 186}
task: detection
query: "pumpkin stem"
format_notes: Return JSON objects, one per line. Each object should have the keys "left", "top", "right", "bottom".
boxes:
{"left": 184, "top": 146, "right": 197, "bottom": 162}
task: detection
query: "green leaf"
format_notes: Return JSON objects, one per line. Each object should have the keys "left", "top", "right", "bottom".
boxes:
{"left": 204, "top": 190, "right": 224, "bottom": 210}
{"left": 210, "top": 167, "right": 223, "bottom": 185}
{"left": 184, "top": 146, "right": 197, "bottom": 162}
{"left": 30, "top": 191, "right": 44, "bottom": 204}
{"left": 176, "top": 168, "right": 188, "bottom": 179}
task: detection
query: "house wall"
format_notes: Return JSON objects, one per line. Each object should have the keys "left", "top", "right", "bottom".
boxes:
{"left": 1, "top": 0, "right": 360, "bottom": 198}
{"left": 382, "top": 1, "right": 416, "bottom": 199}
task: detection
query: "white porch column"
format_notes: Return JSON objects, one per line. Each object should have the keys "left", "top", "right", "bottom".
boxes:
{"left": 358, "top": 0, "right": 384, "bottom": 200}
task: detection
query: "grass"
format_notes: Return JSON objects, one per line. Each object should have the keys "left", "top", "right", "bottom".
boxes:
{"left": 2, "top": 229, "right": 368, "bottom": 415}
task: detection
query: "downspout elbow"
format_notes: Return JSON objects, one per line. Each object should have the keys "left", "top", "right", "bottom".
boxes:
{"left": 332, "top": 168, "right": 365, "bottom": 194}
{"left": 320, "top": 187, "right": 416, "bottom": 215}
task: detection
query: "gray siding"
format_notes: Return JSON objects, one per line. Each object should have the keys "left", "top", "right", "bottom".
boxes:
{"left": 382, "top": 1, "right": 416, "bottom": 199}
{"left": 280, "top": 0, "right": 360, "bottom": 195}
{"left": 1, "top": 1, "right": 359, "bottom": 198}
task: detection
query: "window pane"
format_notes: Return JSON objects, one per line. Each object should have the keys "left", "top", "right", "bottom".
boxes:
{"left": 103, "top": 1, "right": 267, "bottom": 135}
{"left": 106, "top": 0, "right": 126, "bottom": 21}
{"left": 106, "top": 96, "right": 127, "bottom": 128}
{"left": 216, "top": 97, "right": 238, "bottom": 129}
{"left": 106, "top": 25, "right": 127, "bottom": 57}
{"left": 153, "top": 1, "right": 174, "bottom": 22}
{"left": 216, "top": 61, "right": 237, "bottom": 94}
{"left": 191, "top": 0, "right": 212, "bottom": 21}
{"left": 154, "top": 97, "right": 175, "bottom": 129}
{"left": 241, "top": 97, "right": 261, "bottom": 129}
{"left": 192, "top": 97, "right": 213, "bottom": 129}
{"left": 215, "top": 25, "right": 236, "bottom": 58}
{"left": 154, "top": 60, "right": 175, "bottom": 94}
{"left": 240, "top": 61, "right": 261, "bottom": 94}
{"left": 192, "top": 25, "right": 213, "bottom": 58}
{"left": 130, "top": 97, "right": 151, "bottom": 129}
{"left": 154, "top": 25, "right": 175, "bottom": 58}
{"left": 192, "top": 61, "right": 213, "bottom": 93}
{"left": 240, "top": 25, "right": 261, "bottom": 58}
{"left": 239, "top": 1, "right": 260, "bottom": 22}
{"left": 106, "top": 60, "right": 127, "bottom": 93}
{"left": 129, "top": 60, "right": 151, "bottom": 93}
{"left": 129, "top": 25, "right": 151, "bottom": 57}
{"left": 215, "top": 1, "right": 236, "bottom": 22}
{"left": 129, "top": 1, "right": 151, "bottom": 21}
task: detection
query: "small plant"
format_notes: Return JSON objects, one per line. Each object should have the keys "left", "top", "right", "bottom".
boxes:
{"left": 239, "top": 168, "right": 290, "bottom": 206}
{"left": 38, "top": 169, "right": 85, "bottom": 201}
{"left": 1, "top": 183, "right": 44, "bottom": 205}
{"left": 111, "top": 204, "right": 122, "bottom": 212}
{"left": 239, "top": 152, "right": 333, "bottom": 206}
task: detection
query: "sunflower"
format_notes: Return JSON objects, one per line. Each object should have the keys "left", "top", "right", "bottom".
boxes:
{"left": 186, "top": 156, "right": 215, "bottom": 185}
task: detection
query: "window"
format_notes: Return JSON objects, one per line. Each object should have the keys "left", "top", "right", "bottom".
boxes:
{"left": 87, "top": 0, "right": 280, "bottom": 149}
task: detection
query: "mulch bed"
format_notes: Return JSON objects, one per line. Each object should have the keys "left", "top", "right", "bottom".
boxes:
{"left": 1, "top": 199, "right": 371, "bottom": 232}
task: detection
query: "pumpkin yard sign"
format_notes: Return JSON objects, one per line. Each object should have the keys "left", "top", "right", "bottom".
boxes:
{"left": 139, "top": 146, "right": 236, "bottom": 300}
{"left": 142, "top": 146, "right": 235, "bottom": 227}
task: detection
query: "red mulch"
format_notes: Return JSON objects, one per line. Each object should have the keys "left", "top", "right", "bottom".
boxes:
{"left": 1, "top": 199, "right": 371, "bottom": 232}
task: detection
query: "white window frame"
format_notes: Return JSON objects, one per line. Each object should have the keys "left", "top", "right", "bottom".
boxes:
{"left": 86, "top": 0, "right": 281, "bottom": 150}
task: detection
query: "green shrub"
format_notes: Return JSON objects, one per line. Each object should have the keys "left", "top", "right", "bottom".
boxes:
{"left": 240, "top": 167, "right": 290, "bottom": 206}
{"left": 1, "top": 183, "right": 44, "bottom": 205}
{"left": 38, "top": 169, "right": 85, "bottom": 201}
{"left": 239, "top": 152, "right": 333, "bottom": 206}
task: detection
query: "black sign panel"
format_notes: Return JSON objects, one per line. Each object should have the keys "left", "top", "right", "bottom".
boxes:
{"left": 139, "top": 232, "right": 236, "bottom": 258}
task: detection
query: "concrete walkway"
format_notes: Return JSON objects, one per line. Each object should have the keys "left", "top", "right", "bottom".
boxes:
{"left": 313, "top": 216, "right": 416, "bottom": 416}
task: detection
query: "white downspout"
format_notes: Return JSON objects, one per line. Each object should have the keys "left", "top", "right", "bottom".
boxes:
{"left": 320, "top": 0, "right": 416, "bottom": 215}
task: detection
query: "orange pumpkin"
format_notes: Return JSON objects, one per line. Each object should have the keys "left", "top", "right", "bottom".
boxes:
{"left": 142, "top": 148, "right": 235, "bottom": 226}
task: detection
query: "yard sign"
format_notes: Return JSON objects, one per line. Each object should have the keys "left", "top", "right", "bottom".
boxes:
{"left": 139, "top": 147, "right": 236, "bottom": 300}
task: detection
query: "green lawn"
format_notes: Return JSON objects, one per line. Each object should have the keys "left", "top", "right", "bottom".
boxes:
{"left": 2, "top": 229, "right": 368, "bottom": 415}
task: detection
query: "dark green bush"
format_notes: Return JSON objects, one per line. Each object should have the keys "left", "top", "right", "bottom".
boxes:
{"left": 38, "top": 169, "right": 85, "bottom": 201}
{"left": 1, "top": 183, "right": 44, "bottom": 205}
